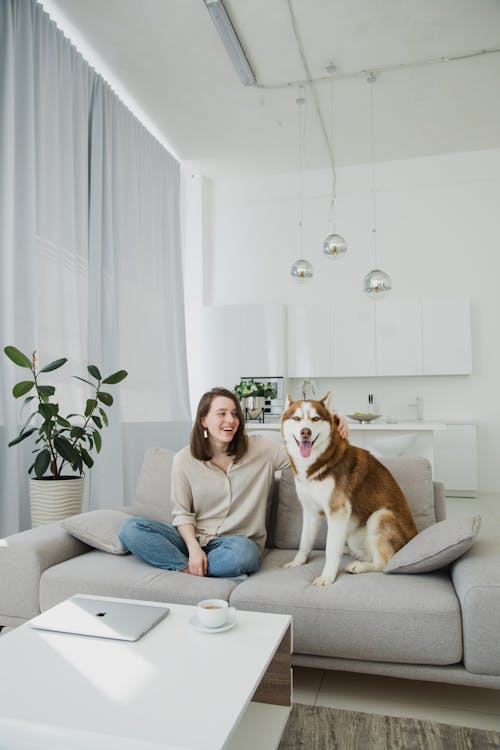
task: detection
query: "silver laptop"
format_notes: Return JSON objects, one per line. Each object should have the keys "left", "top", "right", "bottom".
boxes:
{"left": 29, "top": 595, "right": 169, "bottom": 641}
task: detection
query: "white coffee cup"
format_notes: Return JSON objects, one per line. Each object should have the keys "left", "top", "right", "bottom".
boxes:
{"left": 197, "top": 599, "right": 235, "bottom": 628}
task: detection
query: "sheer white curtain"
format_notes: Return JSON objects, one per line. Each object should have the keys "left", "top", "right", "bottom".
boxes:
{"left": 0, "top": 0, "right": 190, "bottom": 535}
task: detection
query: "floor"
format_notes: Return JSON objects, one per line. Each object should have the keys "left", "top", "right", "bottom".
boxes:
{"left": 293, "top": 491, "right": 500, "bottom": 732}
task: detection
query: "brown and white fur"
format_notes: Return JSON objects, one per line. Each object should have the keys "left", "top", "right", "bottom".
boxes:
{"left": 281, "top": 392, "right": 418, "bottom": 586}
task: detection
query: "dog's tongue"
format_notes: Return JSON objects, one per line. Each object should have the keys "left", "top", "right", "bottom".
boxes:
{"left": 300, "top": 440, "right": 312, "bottom": 458}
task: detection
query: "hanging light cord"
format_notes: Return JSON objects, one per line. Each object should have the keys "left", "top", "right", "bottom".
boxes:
{"left": 328, "top": 76, "right": 336, "bottom": 232}
{"left": 369, "top": 75, "right": 378, "bottom": 267}
{"left": 298, "top": 84, "right": 305, "bottom": 256}
{"left": 287, "top": 0, "right": 335, "bottom": 175}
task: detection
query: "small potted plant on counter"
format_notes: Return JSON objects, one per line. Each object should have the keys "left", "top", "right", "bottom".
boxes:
{"left": 234, "top": 379, "right": 277, "bottom": 420}
{"left": 4, "top": 345, "right": 128, "bottom": 526}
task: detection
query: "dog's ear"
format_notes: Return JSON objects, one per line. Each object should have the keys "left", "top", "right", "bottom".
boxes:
{"left": 320, "top": 390, "right": 332, "bottom": 410}
{"left": 285, "top": 394, "right": 293, "bottom": 410}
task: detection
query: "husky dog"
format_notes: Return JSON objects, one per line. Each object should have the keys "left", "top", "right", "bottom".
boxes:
{"left": 281, "top": 393, "right": 417, "bottom": 586}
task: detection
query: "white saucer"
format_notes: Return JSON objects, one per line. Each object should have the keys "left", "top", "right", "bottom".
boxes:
{"left": 189, "top": 613, "right": 236, "bottom": 634}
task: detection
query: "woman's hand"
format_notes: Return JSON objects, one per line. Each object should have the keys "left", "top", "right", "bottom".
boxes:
{"left": 335, "top": 413, "right": 350, "bottom": 439}
{"left": 188, "top": 544, "right": 208, "bottom": 576}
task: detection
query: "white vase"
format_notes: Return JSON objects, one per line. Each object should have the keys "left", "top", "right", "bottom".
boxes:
{"left": 29, "top": 477, "right": 85, "bottom": 527}
{"left": 244, "top": 396, "right": 265, "bottom": 420}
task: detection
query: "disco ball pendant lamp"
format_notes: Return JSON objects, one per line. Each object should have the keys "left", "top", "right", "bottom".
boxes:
{"left": 323, "top": 232, "right": 348, "bottom": 259}
{"left": 323, "top": 67, "right": 348, "bottom": 261}
{"left": 290, "top": 87, "right": 314, "bottom": 283}
{"left": 363, "top": 269, "right": 392, "bottom": 298}
{"left": 291, "top": 258, "right": 314, "bottom": 281}
{"left": 363, "top": 73, "right": 392, "bottom": 300}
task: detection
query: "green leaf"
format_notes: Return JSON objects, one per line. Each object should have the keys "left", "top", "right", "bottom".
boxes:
{"left": 85, "top": 399, "right": 97, "bottom": 417}
{"left": 37, "top": 385, "right": 56, "bottom": 399}
{"left": 39, "top": 358, "right": 67, "bottom": 373}
{"left": 80, "top": 447, "right": 94, "bottom": 469}
{"left": 4, "top": 346, "right": 32, "bottom": 369}
{"left": 34, "top": 450, "right": 51, "bottom": 478}
{"left": 73, "top": 376, "right": 96, "bottom": 387}
{"left": 97, "top": 391, "right": 113, "bottom": 407}
{"left": 70, "top": 426, "right": 86, "bottom": 439}
{"left": 56, "top": 415, "right": 72, "bottom": 428}
{"left": 87, "top": 365, "right": 102, "bottom": 380}
{"left": 39, "top": 419, "right": 53, "bottom": 437}
{"left": 54, "top": 436, "right": 79, "bottom": 463}
{"left": 12, "top": 380, "right": 35, "bottom": 398}
{"left": 92, "top": 430, "right": 102, "bottom": 453}
{"left": 38, "top": 402, "right": 58, "bottom": 420}
{"left": 99, "top": 408, "right": 109, "bottom": 427}
{"left": 21, "top": 395, "right": 36, "bottom": 412}
{"left": 91, "top": 415, "right": 102, "bottom": 429}
{"left": 20, "top": 411, "right": 37, "bottom": 435}
{"left": 8, "top": 428, "right": 37, "bottom": 447}
{"left": 102, "top": 370, "right": 128, "bottom": 385}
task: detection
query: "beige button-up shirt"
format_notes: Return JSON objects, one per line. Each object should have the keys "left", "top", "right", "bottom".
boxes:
{"left": 171, "top": 436, "right": 290, "bottom": 553}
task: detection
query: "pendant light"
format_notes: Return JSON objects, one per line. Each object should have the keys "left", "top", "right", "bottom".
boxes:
{"left": 290, "top": 85, "right": 314, "bottom": 283}
{"left": 323, "top": 64, "right": 348, "bottom": 260}
{"left": 362, "top": 73, "right": 392, "bottom": 300}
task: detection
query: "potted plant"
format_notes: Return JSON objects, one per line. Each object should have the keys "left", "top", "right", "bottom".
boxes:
{"left": 233, "top": 379, "right": 277, "bottom": 420}
{"left": 4, "top": 345, "right": 128, "bottom": 526}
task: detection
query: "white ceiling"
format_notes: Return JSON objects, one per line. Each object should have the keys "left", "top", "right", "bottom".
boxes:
{"left": 43, "top": 0, "right": 500, "bottom": 178}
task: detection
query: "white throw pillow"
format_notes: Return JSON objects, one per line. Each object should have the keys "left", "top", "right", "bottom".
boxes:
{"left": 384, "top": 514, "right": 481, "bottom": 574}
{"left": 61, "top": 509, "right": 131, "bottom": 554}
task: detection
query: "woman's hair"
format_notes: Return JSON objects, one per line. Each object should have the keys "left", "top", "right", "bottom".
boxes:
{"left": 190, "top": 387, "right": 248, "bottom": 462}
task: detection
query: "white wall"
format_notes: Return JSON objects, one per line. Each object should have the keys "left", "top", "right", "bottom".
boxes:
{"left": 182, "top": 148, "right": 500, "bottom": 491}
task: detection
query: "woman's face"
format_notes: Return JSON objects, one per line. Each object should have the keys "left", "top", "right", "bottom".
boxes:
{"left": 201, "top": 396, "right": 240, "bottom": 446}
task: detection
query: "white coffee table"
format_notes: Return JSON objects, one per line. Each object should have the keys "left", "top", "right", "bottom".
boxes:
{"left": 0, "top": 595, "right": 292, "bottom": 750}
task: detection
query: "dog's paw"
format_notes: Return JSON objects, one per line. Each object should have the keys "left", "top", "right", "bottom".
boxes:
{"left": 283, "top": 559, "right": 305, "bottom": 569}
{"left": 312, "top": 575, "right": 336, "bottom": 587}
{"left": 345, "top": 560, "right": 374, "bottom": 574}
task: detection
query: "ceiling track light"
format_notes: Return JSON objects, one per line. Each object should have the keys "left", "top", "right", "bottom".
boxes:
{"left": 204, "top": 0, "right": 256, "bottom": 86}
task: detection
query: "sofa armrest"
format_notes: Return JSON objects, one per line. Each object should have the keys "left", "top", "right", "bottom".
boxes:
{"left": 433, "top": 481, "right": 446, "bottom": 521}
{"left": 0, "top": 524, "right": 90, "bottom": 623}
{"left": 451, "top": 526, "right": 500, "bottom": 675}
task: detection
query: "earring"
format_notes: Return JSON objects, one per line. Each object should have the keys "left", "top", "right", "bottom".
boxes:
{"left": 203, "top": 428, "right": 208, "bottom": 439}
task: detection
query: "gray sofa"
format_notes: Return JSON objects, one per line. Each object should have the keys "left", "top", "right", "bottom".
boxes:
{"left": 1, "top": 448, "right": 499, "bottom": 689}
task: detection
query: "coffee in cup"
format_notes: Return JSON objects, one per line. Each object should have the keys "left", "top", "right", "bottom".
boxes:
{"left": 197, "top": 599, "right": 234, "bottom": 628}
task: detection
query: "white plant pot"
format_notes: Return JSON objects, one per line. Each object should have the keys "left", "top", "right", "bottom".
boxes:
{"left": 29, "top": 477, "right": 85, "bottom": 527}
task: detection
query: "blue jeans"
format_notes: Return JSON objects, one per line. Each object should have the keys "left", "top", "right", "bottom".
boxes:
{"left": 118, "top": 517, "right": 260, "bottom": 578}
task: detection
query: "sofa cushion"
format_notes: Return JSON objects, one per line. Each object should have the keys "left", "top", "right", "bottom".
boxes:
{"left": 130, "top": 447, "right": 175, "bottom": 522}
{"left": 384, "top": 515, "right": 481, "bottom": 574}
{"left": 229, "top": 548, "right": 462, "bottom": 666}
{"left": 274, "top": 456, "right": 436, "bottom": 550}
{"left": 61, "top": 510, "right": 131, "bottom": 554}
{"left": 39, "top": 550, "right": 238, "bottom": 611}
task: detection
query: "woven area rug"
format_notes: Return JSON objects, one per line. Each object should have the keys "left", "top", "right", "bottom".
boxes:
{"left": 278, "top": 703, "right": 500, "bottom": 750}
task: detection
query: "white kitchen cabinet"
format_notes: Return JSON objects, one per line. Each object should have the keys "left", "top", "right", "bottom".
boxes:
{"left": 422, "top": 296, "right": 472, "bottom": 375}
{"left": 331, "top": 299, "right": 376, "bottom": 376}
{"left": 200, "top": 305, "right": 242, "bottom": 392}
{"left": 433, "top": 423, "right": 477, "bottom": 496}
{"left": 240, "top": 304, "right": 284, "bottom": 377}
{"left": 349, "top": 423, "right": 445, "bottom": 471}
{"left": 286, "top": 304, "right": 331, "bottom": 377}
{"left": 375, "top": 298, "right": 423, "bottom": 376}
{"left": 201, "top": 304, "right": 285, "bottom": 392}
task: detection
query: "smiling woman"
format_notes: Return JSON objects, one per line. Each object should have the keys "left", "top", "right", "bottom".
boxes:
{"left": 117, "top": 387, "right": 291, "bottom": 579}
